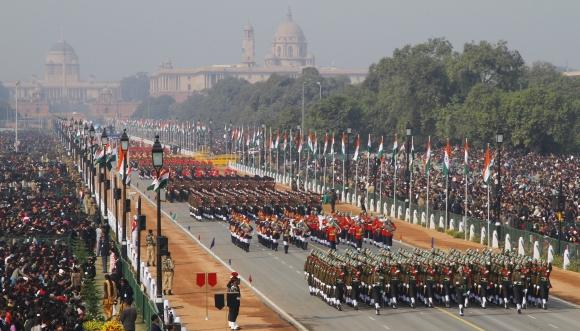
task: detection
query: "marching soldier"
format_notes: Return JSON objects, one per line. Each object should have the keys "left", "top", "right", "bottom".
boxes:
{"left": 512, "top": 264, "right": 525, "bottom": 313}
{"left": 453, "top": 265, "right": 468, "bottom": 316}
{"left": 227, "top": 272, "right": 241, "bottom": 330}
{"left": 162, "top": 252, "right": 175, "bottom": 295}
{"left": 146, "top": 229, "right": 156, "bottom": 267}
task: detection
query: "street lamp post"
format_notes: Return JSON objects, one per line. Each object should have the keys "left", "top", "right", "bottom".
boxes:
{"left": 495, "top": 131, "right": 503, "bottom": 242}
{"left": 405, "top": 123, "right": 412, "bottom": 212}
{"left": 120, "top": 129, "right": 130, "bottom": 258}
{"left": 15, "top": 81, "right": 20, "bottom": 153}
{"left": 301, "top": 82, "right": 306, "bottom": 135}
{"left": 151, "top": 135, "right": 164, "bottom": 299}
{"left": 89, "top": 125, "right": 96, "bottom": 200}
{"left": 317, "top": 81, "right": 322, "bottom": 100}
{"left": 346, "top": 128, "right": 352, "bottom": 196}
{"left": 101, "top": 128, "right": 109, "bottom": 224}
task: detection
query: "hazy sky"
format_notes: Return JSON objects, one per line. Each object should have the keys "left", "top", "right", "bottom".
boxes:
{"left": 1, "top": 0, "right": 579, "bottom": 82}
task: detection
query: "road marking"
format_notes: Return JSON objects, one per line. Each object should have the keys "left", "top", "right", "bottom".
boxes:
{"left": 382, "top": 326, "right": 390, "bottom": 330}
{"left": 274, "top": 256, "right": 279, "bottom": 260}
{"left": 296, "top": 270, "right": 301, "bottom": 274}
{"left": 527, "top": 315, "right": 536, "bottom": 320}
{"left": 548, "top": 324, "right": 559, "bottom": 329}
{"left": 131, "top": 185, "right": 310, "bottom": 331}
{"left": 435, "top": 307, "right": 484, "bottom": 331}
{"left": 368, "top": 316, "right": 375, "bottom": 321}
{"left": 289, "top": 265, "right": 294, "bottom": 269}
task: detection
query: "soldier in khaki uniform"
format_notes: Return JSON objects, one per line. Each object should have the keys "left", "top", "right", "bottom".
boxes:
{"left": 146, "top": 230, "right": 156, "bottom": 266}
{"left": 162, "top": 252, "right": 175, "bottom": 295}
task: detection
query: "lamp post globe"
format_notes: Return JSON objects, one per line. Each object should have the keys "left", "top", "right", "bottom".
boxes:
{"left": 152, "top": 134, "right": 164, "bottom": 171}
{"left": 121, "top": 129, "right": 129, "bottom": 153}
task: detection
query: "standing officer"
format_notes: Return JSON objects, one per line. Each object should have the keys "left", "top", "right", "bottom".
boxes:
{"left": 146, "top": 229, "right": 156, "bottom": 266}
{"left": 227, "top": 272, "right": 241, "bottom": 330}
{"left": 162, "top": 252, "right": 175, "bottom": 295}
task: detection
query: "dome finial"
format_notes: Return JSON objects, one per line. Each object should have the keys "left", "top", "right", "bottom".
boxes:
{"left": 287, "top": 6, "right": 292, "bottom": 21}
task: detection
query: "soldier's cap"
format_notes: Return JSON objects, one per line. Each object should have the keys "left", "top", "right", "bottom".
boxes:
{"left": 231, "top": 271, "right": 239, "bottom": 278}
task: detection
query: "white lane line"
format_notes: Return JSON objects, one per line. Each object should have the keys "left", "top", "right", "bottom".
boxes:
{"left": 548, "top": 324, "right": 559, "bottom": 329}
{"left": 527, "top": 315, "right": 536, "bottom": 320}
{"left": 131, "top": 185, "right": 309, "bottom": 331}
{"left": 368, "top": 316, "right": 376, "bottom": 321}
{"left": 382, "top": 326, "right": 391, "bottom": 330}
{"left": 289, "top": 265, "right": 294, "bottom": 269}
{"left": 274, "top": 256, "right": 279, "bottom": 260}
{"left": 295, "top": 270, "right": 301, "bottom": 274}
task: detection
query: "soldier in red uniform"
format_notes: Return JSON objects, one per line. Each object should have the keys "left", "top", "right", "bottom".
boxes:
{"left": 327, "top": 225, "right": 338, "bottom": 250}
{"left": 500, "top": 262, "right": 511, "bottom": 309}
{"left": 354, "top": 223, "right": 364, "bottom": 251}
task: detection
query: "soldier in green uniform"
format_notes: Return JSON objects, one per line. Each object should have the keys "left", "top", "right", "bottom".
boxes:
{"left": 146, "top": 229, "right": 156, "bottom": 267}
{"left": 162, "top": 252, "right": 175, "bottom": 295}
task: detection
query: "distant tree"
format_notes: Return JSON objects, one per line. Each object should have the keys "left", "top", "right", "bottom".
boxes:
{"left": 132, "top": 95, "right": 175, "bottom": 119}
{"left": 0, "top": 82, "right": 9, "bottom": 102}
{"left": 120, "top": 72, "right": 150, "bottom": 102}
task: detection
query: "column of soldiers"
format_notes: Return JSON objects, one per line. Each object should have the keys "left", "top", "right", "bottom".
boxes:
{"left": 305, "top": 247, "right": 552, "bottom": 316}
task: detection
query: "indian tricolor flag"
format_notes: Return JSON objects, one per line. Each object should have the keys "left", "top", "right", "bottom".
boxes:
{"left": 377, "top": 136, "right": 384, "bottom": 158}
{"left": 147, "top": 169, "right": 169, "bottom": 192}
{"left": 282, "top": 131, "right": 287, "bottom": 150}
{"left": 341, "top": 132, "right": 347, "bottom": 156}
{"left": 464, "top": 138, "right": 469, "bottom": 175}
{"left": 424, "top": 136, "right": 431, "bottom": 175}
{"left": 94, "top": 147, "right": 105, "bottom": 165}
{"left": 117, "top": 150, "right": 131, "bottom": 185}
{"left": 483, "top": 144, "right": 494, "bottom": 184}
{"left": 443, "top": 139, "right": 452, "bottom": 177}
{"left": 330, "top": 133, "right": 335, "bottom": 155}
{"left": 391, "top": 134, "right": 398, "bottom": 168}
{"left": 323, "top": 132, "right": 328, "bottom": 155}
{"left": 367, "top": 133, "right": 372, "bottom": 154}
{"left": 297, "top": 133, "right": 303, "bottom": 154}
{"left": 352, "top": 134, "right": 360, "bottom": 161}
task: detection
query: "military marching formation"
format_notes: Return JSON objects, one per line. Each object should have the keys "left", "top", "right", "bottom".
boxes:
{"left": 182, "top": 175, "right": 322, "bottom": 221}
{"left": 305, "top": 247, "right": 552, "bottom": 316}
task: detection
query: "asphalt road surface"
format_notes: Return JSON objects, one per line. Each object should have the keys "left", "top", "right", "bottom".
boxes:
{"left": 132, "top": 175, "right": 579, "bottom": 331}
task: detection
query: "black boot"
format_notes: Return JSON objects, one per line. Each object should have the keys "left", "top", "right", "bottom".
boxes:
{"left": 284, "top": 245, "right": 289, "bottom": 254}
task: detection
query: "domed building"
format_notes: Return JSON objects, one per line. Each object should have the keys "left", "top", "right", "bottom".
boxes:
{"left": 44, "top": 40, "right": 81, "bottom": 84}
{"left": 5, "top": 40, "right": 138, "bottom": 121}
{"left": 150, "top": 9, "right": 367, "bottom": 102}
{"left": 265, "top": 9, "right": 315, "bottom": 67}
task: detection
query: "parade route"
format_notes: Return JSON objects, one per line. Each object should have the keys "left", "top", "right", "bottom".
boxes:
{"left": 130, "top": 174, "right": 580, "bottom": 331}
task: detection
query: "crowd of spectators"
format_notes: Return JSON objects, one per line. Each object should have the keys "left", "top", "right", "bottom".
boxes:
{"left": 0, "top": 131, "right": 100, "bottom": 329}
{"left": 115, "top": 121, "right": 579, "bottom": 243}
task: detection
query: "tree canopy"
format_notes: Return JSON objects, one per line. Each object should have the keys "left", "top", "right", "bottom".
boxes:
{"left": 132, "top": 39, "right": 580, "bottom": 153}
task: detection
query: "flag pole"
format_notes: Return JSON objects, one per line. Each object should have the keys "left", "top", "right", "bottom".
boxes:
{"left": 465, "top": 138, "right": 468, "bottom": 240}
{"left": 487, "top": 184, "right": 490, "bottom": 247}
{"left": 323, "top": 150, "right": 327, "bottom": 191}
{"left": 379, "top": 157, "right": 383, "bottom": 213}
{"left": 393, "top": 154, "right": 397, "bottom": 216}
{"left": 409, "top": 136, "right": 413, "bottom": 223}
{"left": 445, "top": 170, "right": 448, "bottom": 232}
{"left": 332, "top": 151, "right": 335, "bottom": 189}
{"left": 426, "top": 162, "right": 430, "bottom": 229}
{"left": 366, "top": 147, "right": 370, "bottom": 212}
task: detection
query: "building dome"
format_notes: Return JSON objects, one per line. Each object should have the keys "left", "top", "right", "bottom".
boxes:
{"left": 44, "top": 40, "right": 80, "bottom": 84}
{"left": 265, "top": 8, "right": 314, "bottom": 67}
{"left": 273, "top": 11, "right": 305, "bottom": 43}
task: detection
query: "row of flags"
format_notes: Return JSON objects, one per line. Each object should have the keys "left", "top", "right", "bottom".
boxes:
{"left": 232, "top": 127, "right": 497, "bottom": 184}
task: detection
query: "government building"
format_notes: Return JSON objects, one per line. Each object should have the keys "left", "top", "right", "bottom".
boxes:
{"left": 4, "top": 41, "right": 136, "bottom": 121}
{"left": 149, "top": 9, "right": 368, "bottom": 102}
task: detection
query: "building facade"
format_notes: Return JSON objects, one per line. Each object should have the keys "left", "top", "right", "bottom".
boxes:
{"left": 4, "top": 40, "right": 136, "bottom": 120}
{"left": 149, "top": 9, "right": 367, "bottom": 102}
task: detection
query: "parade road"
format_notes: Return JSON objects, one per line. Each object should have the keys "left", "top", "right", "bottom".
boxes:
{"left": 131, "top": 174, "right": 580, "bottom": 331}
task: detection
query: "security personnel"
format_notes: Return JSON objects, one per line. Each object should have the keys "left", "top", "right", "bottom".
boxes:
{"left": 162, "top": 252, "right": 175, "bottom": 295}
{"left": 146, "top": 229, "right": 156, "bottom": 267}
{"left": 227, "top": 272, "right": 241, "bottom": 330}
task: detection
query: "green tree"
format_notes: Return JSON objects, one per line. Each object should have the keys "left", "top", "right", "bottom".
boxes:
{"left": 132, "top": 95, "right": 175, "bottom": 119}
{"left": 120, "top": 72, "right": 150, "bottom": 102}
